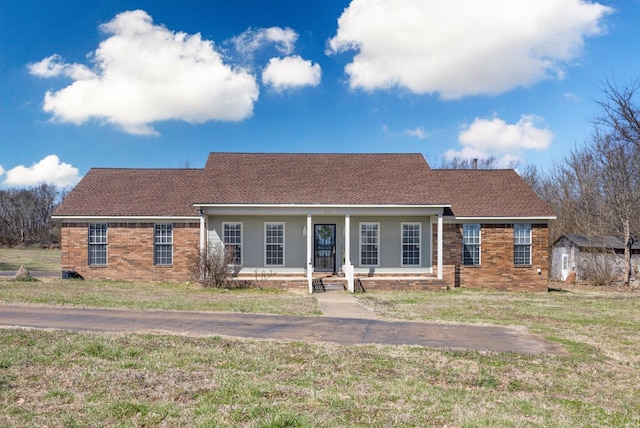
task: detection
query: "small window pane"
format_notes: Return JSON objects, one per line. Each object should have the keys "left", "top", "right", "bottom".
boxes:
{"left": 463, "top": 224, "right": 480, "bottom": 266}
{"left": 88, "top": 224, "right": 107, "bottom": 265}
{"left": 402, "top": 223, "right": 421, "bottom": 266}
{"left": 223, "top": 223, "right": 242, "bottom": 264}
{"left": 154, "top": 224, "right": 173, "bottom": 265}
{"left": 360, "top": 223, "right": 379, "bottom": 266}
{"left": 265, "top": 223, "right": 284, "bottom": 266}
{"left": 514, "top": 224, "right": 531, "bottom": 266}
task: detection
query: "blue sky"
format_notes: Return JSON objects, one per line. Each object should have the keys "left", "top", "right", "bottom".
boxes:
{"left": 0, "top": 0, "right": 636, "bottom": 188}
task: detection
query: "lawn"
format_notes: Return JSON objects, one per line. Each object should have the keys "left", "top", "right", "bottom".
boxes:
{"left": 0, "top": 280, "right": 638, "bottom": 427}
{"left": 0, "top": 247, "right": 60, "bottom": 271}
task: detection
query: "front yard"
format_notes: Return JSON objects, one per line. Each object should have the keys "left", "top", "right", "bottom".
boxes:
{"left": 0, "top": 277, "right": 638, "bottom": 427}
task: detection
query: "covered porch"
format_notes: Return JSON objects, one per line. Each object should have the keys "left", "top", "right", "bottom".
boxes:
{"left": 195, "top": 204, "right": 448, "bottom": 293}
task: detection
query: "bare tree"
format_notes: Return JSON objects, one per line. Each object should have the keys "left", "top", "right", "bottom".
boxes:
{"left": 188, "top": 243, "right": 239, "bottom": 288}
{"left": 436, "top": 155, "right": 520, "bottom": 170}
{"left": 0, "top": 184, "right": 63, "bottom": 246}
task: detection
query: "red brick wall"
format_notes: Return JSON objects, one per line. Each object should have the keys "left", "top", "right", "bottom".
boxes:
{"left": 433, "top": 223, "right": 550, "bottom": 291}
{"left": 60, "top": 222, "right": 199, "bottom": 281}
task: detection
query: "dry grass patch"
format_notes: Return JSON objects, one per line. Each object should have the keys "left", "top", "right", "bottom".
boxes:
{"left": 0, "top": 279, "right": 320, "bottom": 316}
{"left": 0, "top": 247, "right": 60, "bottom": 271}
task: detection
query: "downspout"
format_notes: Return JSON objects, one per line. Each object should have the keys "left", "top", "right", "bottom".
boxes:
{"left": 437, "top": 213, "right": 443, "bottom": 280}
{"left": 307, "top": 214, "right": 313, "bottom": 293}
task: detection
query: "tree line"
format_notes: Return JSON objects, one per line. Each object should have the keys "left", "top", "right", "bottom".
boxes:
{"left": 0, "top": 183, "right": 66, "bottom": 246}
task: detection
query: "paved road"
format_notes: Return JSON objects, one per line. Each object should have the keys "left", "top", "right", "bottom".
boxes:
{"left": 0, "top": 304, "right": 564, "bottom": 354}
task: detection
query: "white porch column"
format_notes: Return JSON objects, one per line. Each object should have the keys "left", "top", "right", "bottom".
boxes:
{"left": 199, "top": 211, "right": 206, "bottom": 254}
{"left": 344, "top": 214, "right": 354, "bottom": 292}
{"left": 437, "top": 213, "right": 443, "bottom": 280}
{"left": 307, "top": 214, "right": 313, "bottom": 293}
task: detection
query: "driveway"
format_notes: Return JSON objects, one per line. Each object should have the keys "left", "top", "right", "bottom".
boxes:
{"left": 0, "top": 304, "right": 564, "bottom": 354}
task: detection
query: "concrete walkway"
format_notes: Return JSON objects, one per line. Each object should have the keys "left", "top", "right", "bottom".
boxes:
{"left": 315, "top": 290, "right": 377, "bottom": 319}
{"left": 0, "top": 304, "right": 564, "bottom": 354}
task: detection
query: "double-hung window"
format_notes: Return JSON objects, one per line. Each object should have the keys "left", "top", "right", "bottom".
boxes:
{"left": 462, "top": 224, "right": 481, "bottom": 266}
{"left": 88, "top": 223, "right": 108, "bottom": 265}
{"left": 360, "top": 222, "right": 379, "bottom": 266}
{"left": 401, "top": 223, "right": 421, "bottom": 266}
{"left": 265, "top": 223, "right": 284, "bottom": 266}
{"left": 223, "top": 222, "right": 243, "bottom": 264}
{"left": 514, "top": 224, "right": 532, "bottom": 266}
{"left": 154, "top": 224, "right": 173, "bottom": 265}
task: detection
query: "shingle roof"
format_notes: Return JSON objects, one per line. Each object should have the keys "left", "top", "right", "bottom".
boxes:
{"left": 53, "top": 168, "right": 203, "bottom": 217}
{"left": 53, "top": 152, "right": 555, "bottom": 218}
{"left": 197, "top": 153, "right": 442, "bottom": 205}
{"left": 555, "top": 234, "right": 640, "bottom": 250}
{"left": 429, "top": 169, "right": 556, "bottom": 217}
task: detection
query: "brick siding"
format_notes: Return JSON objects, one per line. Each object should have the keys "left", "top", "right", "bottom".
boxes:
{"left": 60, "top": 222, "right": 199, "bottom": 281}
{"left": 433, "top": 223, "right": 549, "bottom": 291}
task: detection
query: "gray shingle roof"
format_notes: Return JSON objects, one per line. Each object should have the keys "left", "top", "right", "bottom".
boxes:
{"left": 53, "top": 153, "right": 555, "bottom": 218}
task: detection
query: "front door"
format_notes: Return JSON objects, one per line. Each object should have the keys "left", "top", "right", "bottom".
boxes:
{"left": 314, "top": 224, "right": 336, "bottom": 273}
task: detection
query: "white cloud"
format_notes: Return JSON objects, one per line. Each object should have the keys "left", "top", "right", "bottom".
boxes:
{"left": 29, "top": 10, "right": 259, "bottom": 135}
{"left": 0, "top": 165, "right": 4, "bottom": 176}
{"left": 262, "top": 56, "right": 321, "bottom": 91}
{"left": 328, "top": 0, "right": 612, "bottom": 98}
{"left": 404, "top": 127, "right": 427, "bottom": 139}
{"left": 3, "top": 155, "right": 81, "bottom": 187}
{"left": 445, "top": 115, "right": 553, "bottom": 164}
{"left": 28, "top": 54, "right": 96, "bottom": 80}
{"left": 231, "top": 27, "right": 298, "bottom": 58}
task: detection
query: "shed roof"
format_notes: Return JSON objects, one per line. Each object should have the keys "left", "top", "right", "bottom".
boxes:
{"left": 554, "top": 234, "right": 640, "bottom": 250}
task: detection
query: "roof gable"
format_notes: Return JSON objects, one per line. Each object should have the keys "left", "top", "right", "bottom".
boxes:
{"left": 429, "top": 169, "right": 555, "bottom": 217}
{"left": 54, "top": 168, "right": 203, "bottom": 217}
{"left": 198, "top": 152, "right": 442, "bottom": 205}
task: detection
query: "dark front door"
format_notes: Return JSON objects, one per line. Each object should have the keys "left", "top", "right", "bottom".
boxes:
{"left": 314, "top": 224, "right": 336, "bottom": 273}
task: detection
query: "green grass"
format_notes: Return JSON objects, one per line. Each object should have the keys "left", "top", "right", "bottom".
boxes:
{"left": 0, "top": 286, "right": 638, "bottom": 426}
{"left": 0, "top": 247, "right": 60, "bottom": 271}
{"left": 0, "top": 279, "right": 320, "bottom": 316}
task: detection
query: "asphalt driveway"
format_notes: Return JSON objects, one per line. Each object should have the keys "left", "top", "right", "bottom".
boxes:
{"left": 0, "top": 304, "right": 564, "bottom": 354}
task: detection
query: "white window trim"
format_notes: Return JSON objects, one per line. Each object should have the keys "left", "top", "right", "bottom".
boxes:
{"left": 514, "top": 223, "right": 532, "bottom": 266}
{"left": 359, "top": 222, "right": 380, "bottom": 267}
{"left": 88, "top": 223, "right": 108, "bottom": 266}
{"left": 264, "top": 222, "right": 285, "bottom": 267}
{"left": 222, "top": 221, "right": 243, "bottom": 265}
{"left": 154, "top": 224, "right": 173, "bottom": 266}
{"left": 462, "top": 223, "right": 481, "bottom": 266}
{"left": 401, "top": 222, "right": 422, "bottom": 267}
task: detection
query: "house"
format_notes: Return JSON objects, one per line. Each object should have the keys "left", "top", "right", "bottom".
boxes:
{"left": 551, "top": 234, "right": 640, "bottom": 282}
{"left": 52, "top": 152, "right": 556, "bottom": 292}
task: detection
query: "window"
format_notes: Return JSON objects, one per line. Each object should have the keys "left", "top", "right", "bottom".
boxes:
{"left": 154, "top": 224, "right": 173, "bottom": 266}
{"left": 223, "top": 222, "right": 242, "bottom": 264}
{"left": 88, "top": 223, "right": 107, "bottom": 265}
{"left": 462, "top": 224, "right": 481, "bottom": 266}
{"left": 265, "top": 223, "right": 284, "bottom": 266}
{"left": 514, "top": 224, "right": 532, "bottom": 266}
{"left": 360, "top": 222, "right": 379, "bottom": 266}
{"left": 402, "top": 223, "right": 421, "bottom": 266}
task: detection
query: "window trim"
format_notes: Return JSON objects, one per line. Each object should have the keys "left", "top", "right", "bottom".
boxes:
{"left": 514, "top": 223, "right": 532, "bottom": 266}
{"left": 401, "top": 222, "right": 421, "bottom": 266}
{"left": 222, "top": 222, "right": 243, "bottom": 265}
{"left": 359, "top": 222, "right": 380, "bottom": 267}
{"left": 88, "top": 223, "right": 108, "bottom": 266}
{"left": 264, "top": 222, "right": 285, "bottom": 267}
{"left": 462, "top": 223, "right": 481, "bottom": 266}
{"left": 154, "top": 224, "right": 173, "bottom": 266}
